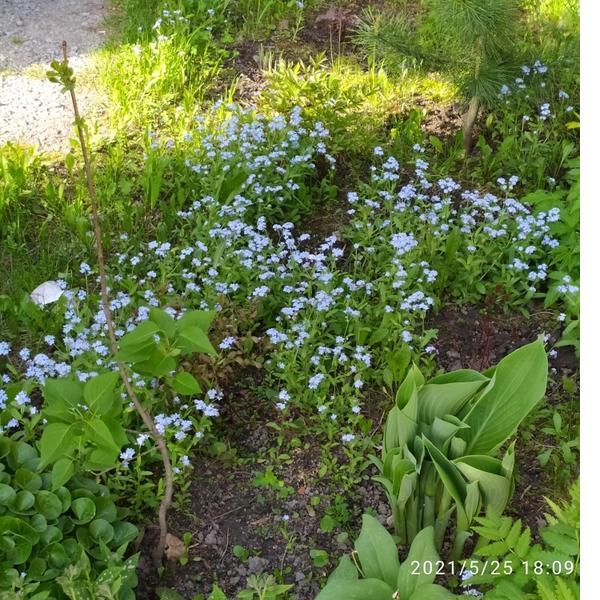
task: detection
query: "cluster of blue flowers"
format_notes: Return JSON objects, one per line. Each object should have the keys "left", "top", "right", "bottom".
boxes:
{"left": 0, "top": 101, "right": 576, "bottom": 446}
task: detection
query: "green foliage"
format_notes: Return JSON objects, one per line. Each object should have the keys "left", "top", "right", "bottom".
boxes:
{"left": 355, "top": 0, "right": 520, "bottom": 105}
{"left": 260, "top": 55, "right": 423, "bottom": 154}
{"left": 372, "top": 339, "right": 548, "bottom": 558}
{"left": 0, "top": 437, "right": 138, "bottom": 598}
{"left": 238, "top": 574, "right": 293, "bottom": 600}
{"left": 39, "top": 372, "right": 124, "bottom": 472}
{"left": 465, "top": 479, "right": 579, "bottom": 598}
{"left": 316, "top": 515, "right": 458, "bottom": 599}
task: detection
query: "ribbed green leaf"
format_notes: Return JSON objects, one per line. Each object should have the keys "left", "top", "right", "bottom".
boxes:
{"left": 460, "top": 339, "right": 548, "bottom": 454}
{"left": 354, "top": 514, "right": 399, "bottom": 588}
{"left": 397, "top": 527, "right": 439, "bottom": 597}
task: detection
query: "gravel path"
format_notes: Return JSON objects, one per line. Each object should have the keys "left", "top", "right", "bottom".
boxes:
{"left": 0, "top": 0, "right": 107, "bottom": 153}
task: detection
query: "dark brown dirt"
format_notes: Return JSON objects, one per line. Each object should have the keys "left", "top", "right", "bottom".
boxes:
{"left": 136, "top": 449, "right": 387, "bottom": 599}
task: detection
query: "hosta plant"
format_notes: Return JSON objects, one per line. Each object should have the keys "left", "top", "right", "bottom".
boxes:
{"left": 0, "top": 437, "right": 138, "bottom": 598}
{"left": 371, "top": 338, "right": 548, "bottom": 559}
{"left": 316, "top": 514, "right": 458, "bottom": 599}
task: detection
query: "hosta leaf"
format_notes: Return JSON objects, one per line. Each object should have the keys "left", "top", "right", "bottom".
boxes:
{"left": 422, "top": 436, "right": 466, "bottom": 516}
{"left": 409, "top": 583, "right": 458, "bottom": 599}
{"left": 454, "top": 457, "right": 511, "bottom": 515}
{"left": 419, "top": 375, "right": 487, "bottom": 424}
{"left": 460, "top": 339, "right": 548, "bottom": 454}
{"left": 354, "top": 514, "right": 400, "bottom": 588}
{"left": 325, "top": 554, "right": 359, "bottom": 584}
{"left": 316, "top": 578, "right": 394, "bottom": 600}
{"left": 397, "top": 527, "right": 439, "bottom": 597}
{"left": 384, "top": 406, "right": 417, "bottom": 455}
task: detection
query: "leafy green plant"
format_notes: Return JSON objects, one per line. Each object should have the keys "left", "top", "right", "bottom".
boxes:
{"left": 536, "top": 408, "right": 579, "bottom": 485}
{"left": 0, "top": 437, "right": 138, "bottom": 598}
{"left": 371, "top": 339, "right": 548, "bottom": 559}
{"left": 465, "top": 479, "right": 579, "bottom": 598}
{"left": 316, "top": 514, "right": 457, "bottom": 599}
{"left": 238, "top": 574, "right": 293, "bottom": 600}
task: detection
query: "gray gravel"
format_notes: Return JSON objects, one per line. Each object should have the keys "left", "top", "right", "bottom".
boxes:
{"left": 0, "top": 0, "right": 107, "bottom": 153}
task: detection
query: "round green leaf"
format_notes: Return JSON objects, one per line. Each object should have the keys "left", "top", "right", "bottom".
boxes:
{"left": 0, "top": 483, "right": 16, "bottom": 506}
{"left": 28, "top": 557, "right": 48, "bottom": 579}
{"left": 30, "top": 513, "right": 48, "bottom": 533}
{"left": 55, "top": 487, "right": 71, "bottom": 512}
{"left": 9, "top": 490, "right": 35, "bottom": 514}
{"left": 89, "top": 518, "right": 114, "bottom": 544}
{"left": 14, "top": 468, "right": 43, "bottom": 492}
{"left": 113, "top": 521, "right": 139, "bottom": 546}
{"left": 35, "top": 491, "right": 64, "bottom": 521}
{"left": 94, "top": 497, "right": 117, "bottom": 523}
{"left": 8, "top": 442, "right": 39, "bottom": 471}
{"left": 40, "top": 525, "right": 62, "bottom": 547}
{"left": 71, "top": 497, "right": 96, "bottom": 524}
{"left": 47, "top": 542, "right": 70, "bottom": 569}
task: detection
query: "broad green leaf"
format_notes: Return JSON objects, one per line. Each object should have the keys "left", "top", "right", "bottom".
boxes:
{"left": 149, "top": 308, "right": 177, "bottom": 337}
{"left": 86, "top": 418, "right": 120, "bottom": 452}
{"left": 384, "top": 406, "right": 417, "bottom": 456}
{"left": 326, "top": 554, "right": 359, "bottom": 584}
{"left": 171, "top": 372, "right": 201, "bottom": 395}
{"left": 316, "top": 578, "right": 394, "bottom": 600}
{"left": 410, "top": 583, "right": 458, "bottom": 599}
{"left": 89, "top": 519, "right": 114, "bottom": 543}
{"left": 354, "top": 514, "right": 399, "bottom": 588}
{"left": 119, "top": 321, "right": 160, "bottom": 347}
{"left": 114, "top": 340, "right": 156, "bottom": 363}
{"left": 175, "top": 326, "right": 216, "bottom": 355}
{"left": 14, "top": 468, "right": 42, "bottom": 491}
{"left": 35, "top": 491, "right": 63, "bottom": 521}
{"left": 39, "top": 423, "right": 78, "bottom": 468}
{"left": 176, "top": 310, "right": 215, "bottom": 332}
{"left": 455, "top": 456, "right": 511, "bottom": 515}
{"left": 418, "top": 377, "right": 487, "bottom": 424}
{"left": 43, "top": 378, "right": 84, "bottom": 408}
{"left": 10, "top": 490, "right": 35, "bottom": 513}
{"left": 461, "top": 339, "right": 548, "bottom": 454}
{"left": 422, "top": 436, "right": 468, "bottom": 528}
{"left": 0, "top": 483, "right": 16, "bottom": 505}
{"left": 71, "top": 497, "right": 96, "bottom": 524}
{"left": 397, "top": 527, "right": 439, "bottom": 597}
{"left": 134, "top": 350, "right": 177, "bottom": 377}
{"left": 0, "top": 516, "right": 39, "bottom": 564}
{"left": 429, "top": 416, "right": 469, "bottom": 451}
{"left": 83, "top": 372, "right": 120, "bottom": 415}
{"left": 51, "top": 459, "right": 75, "bottom": 491}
